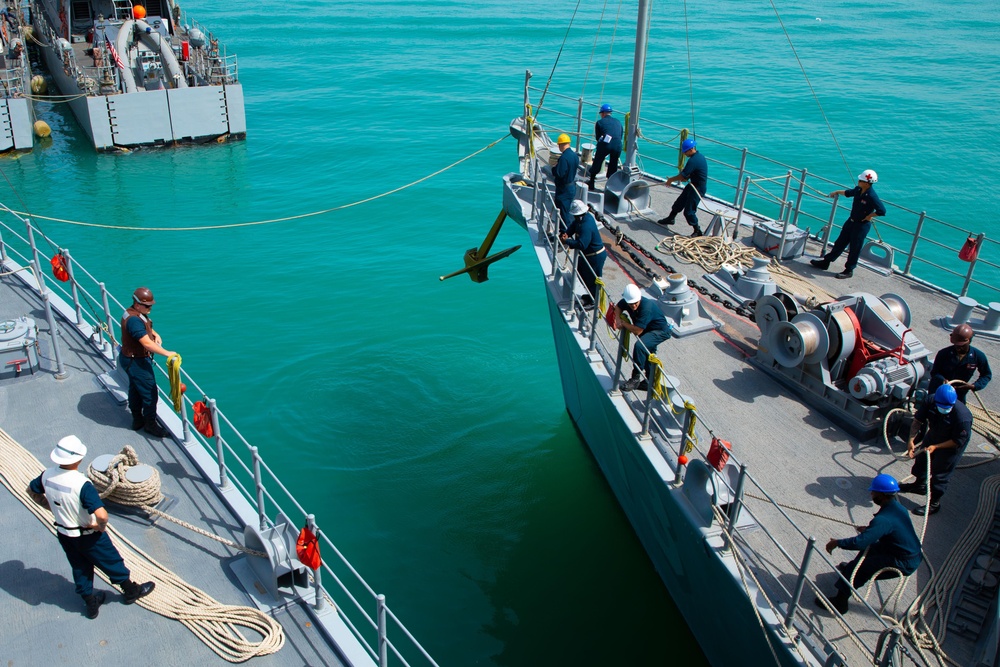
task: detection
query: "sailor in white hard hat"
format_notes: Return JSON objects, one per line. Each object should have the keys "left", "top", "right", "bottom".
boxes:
{"left": 613, "top": 285, "right": 676, "bottom": 392}
{"left": 560, "top": 200, "right": 606, "bottom": 309}
{"left": 810, "top": 169, "right": 886, "bottom": 279}
{"left": 27, "top": 435, "right": 156, "bottom": 619}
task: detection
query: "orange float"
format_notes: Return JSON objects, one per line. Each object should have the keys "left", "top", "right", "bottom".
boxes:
{"left": 133, "top": 5, "right": 147, "bottom": 19}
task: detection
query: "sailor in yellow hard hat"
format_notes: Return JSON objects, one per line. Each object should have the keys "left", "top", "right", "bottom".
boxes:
{"left": 552, "top": 133, "right": 579, "bottom": 232}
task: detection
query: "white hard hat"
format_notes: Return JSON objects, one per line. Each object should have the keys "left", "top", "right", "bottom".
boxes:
{"left": 570, "top": 200, "right": 588, "bottom": 216}
{"left": 857, "top": 169, "right": 878, "bottom": 184}
{"left": 623, "top": 284, "right": 642, "bottom": 304}
{"left": 51, "top": 435, "right": 87, "bottom": 465}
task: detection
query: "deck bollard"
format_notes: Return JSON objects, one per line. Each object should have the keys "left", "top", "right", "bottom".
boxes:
{"left": 34, "top": 260, "right": 68, "bottom": 379}
{"left": 377, "top": 593, "right": 388, "bottom": 667}
{"left": 784, "top": 536, "right": 816, "bottom": 629}
{"left": 209, "top": 398, "right": 228, "bottom": 488}
{"left": 251, "top": 446, "right": 266, "bottom": 531}
{"left": 307, "top": 514, "right": 325, "bottom": 611}
{"left": 950, "top": 296, "right": 978, "bottom": 325}
{"left": 63, "top": 250, "right": 83, "bottom": 325}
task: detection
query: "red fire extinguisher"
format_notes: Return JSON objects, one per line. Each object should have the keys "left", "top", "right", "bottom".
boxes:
{"left": 959, "top": 234, "right": 982, "bottom": 262}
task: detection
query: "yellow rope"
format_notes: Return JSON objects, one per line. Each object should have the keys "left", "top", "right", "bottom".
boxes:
{"left": 648, "top": 354, "right": 665, "bottom": 401}
{"left": 167, "top": 354, "right": 183, "bottom": 413}
{"left": 595, "top": 277, "right": 607, "bottom": 314}
{"left": 683, "top": 400, "right": 697, "bottom": 453}
{"left": 14, "top": 136, "right": 508, "bottom": 232}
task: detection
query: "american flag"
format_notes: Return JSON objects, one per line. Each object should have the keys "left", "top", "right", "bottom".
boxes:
{"left": 105, "top": 35, "right": 125, "bottom": 70}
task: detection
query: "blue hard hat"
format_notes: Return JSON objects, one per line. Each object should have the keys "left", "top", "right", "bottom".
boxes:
{"left": 935, "top": 384, "right": 958, "bottom": 408}
{"left": 600, "top": 103, "right": 613, "bottom": 113}
{"left": 869, "top": 474, "right": 900, "bottom": 494}
{"left": 681, "top": 138, "right": 697, "bottom": 152}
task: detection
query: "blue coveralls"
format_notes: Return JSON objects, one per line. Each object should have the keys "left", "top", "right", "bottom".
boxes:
{"left": 822, "top": 185, "right": 886, "bottom": 271}
{"left": 553, "top": 147, "right": 580, "bottom": 231}
{"left": 929, "top": 344, "right": 992, "bottom": 403}
{"left": 909, "top": 397, "right": 973, "bottom": 503}
{"left": 121, "top": 314, "right": 158, "bottom": 422}
{"left": 589, "top": 115, "right": 624, "bottom": 183}
{"left": 30, "top": 475, "right": 131, "bottom": 597}
{"left": 665, "top": 151, "right": 708, "bottom": 231}
{"left": 834, "top": 498, "right": 922, "bottom": 596}
{"left": 617, "top": 296, "right": 672, "bottom": 377}
{"left": 564, "top": 212, "right": 606, "bottom": 299}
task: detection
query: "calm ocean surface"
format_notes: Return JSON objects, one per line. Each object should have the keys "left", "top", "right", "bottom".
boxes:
{"left": 12, "top": 1, "right": 999, "bottom": 664}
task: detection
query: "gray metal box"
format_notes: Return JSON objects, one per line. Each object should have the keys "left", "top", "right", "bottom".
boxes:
{"left": 752, "top": 220, "right": 807, "bottom": 260}
{"left": 0, "top": 317, "right": 39, "bottom": 379}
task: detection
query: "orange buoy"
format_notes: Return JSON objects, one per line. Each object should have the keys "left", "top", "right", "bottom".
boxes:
{"left": 133, "top": 5, "right": 147, "bottom": 19}
{"left": 678, "top": 455, "right": 689, "bottom": 466}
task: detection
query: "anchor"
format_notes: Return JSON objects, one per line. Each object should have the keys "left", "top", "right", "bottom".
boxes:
{"left": 439, "top": 210, "right": 520, "bottom": 283}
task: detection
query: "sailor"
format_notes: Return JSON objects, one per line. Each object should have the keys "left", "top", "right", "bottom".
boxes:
{"left": 810, "top": 169, "right": 886, "bottom": 279}
{"left": 120, "top": 287, "right": 176, "bottom": 438}
{"left": 656, "top": 138, "right": 708, "bottom": 237}
{"left": 928, "top": 323, "right": 992, "bottom": 404}
{"left": 560, "top": 200, "right": 606, "bottom": 309}
{"left": 27, "top": 435, "right": 156, "bottom": 619}
{"left": 586, "top": 103, "right": 624, "bottom": 190}
{"left": 815, "top": 474, "right": 921, "bottom": 615}
{"left": 614, "top": 284, "right": 674, "bottom": 392}
{"left": 897, "top": 384, "right": 973, "bottom": 515}
{"left": 552, "top": 133, "right": 580, "bottom": 232}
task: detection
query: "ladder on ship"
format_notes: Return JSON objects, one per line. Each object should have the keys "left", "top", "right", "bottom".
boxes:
{"left": 112, "top": 0, "right": 133, "bottom": 21}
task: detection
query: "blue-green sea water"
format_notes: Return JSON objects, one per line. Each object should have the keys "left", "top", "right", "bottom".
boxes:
{"left": 11, "top": 1, "right": 1000, "bottom": 664}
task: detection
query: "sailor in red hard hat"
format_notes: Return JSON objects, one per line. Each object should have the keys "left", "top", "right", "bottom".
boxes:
{"left": 120, "top": 287, "right": 177, "bottom": 438}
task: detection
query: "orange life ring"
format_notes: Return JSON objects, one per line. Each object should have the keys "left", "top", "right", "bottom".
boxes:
{"left": 50, "top": 254, "right": 70, "bottom": 282}
{"left": 192, "top": 400, "right": 214, "bottom": 437}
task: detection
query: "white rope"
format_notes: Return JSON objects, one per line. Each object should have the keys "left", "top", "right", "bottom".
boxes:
{"left": 0, "top": 428, "right": 284, "bottom": 662}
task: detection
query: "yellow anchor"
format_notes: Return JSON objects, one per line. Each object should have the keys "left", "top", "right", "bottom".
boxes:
{"left": 439, "top": 210, "right": 521, "bottom": 283}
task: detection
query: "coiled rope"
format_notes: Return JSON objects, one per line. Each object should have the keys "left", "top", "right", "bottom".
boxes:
{"left": 0, "top": 429, "right": 283, "bottom": 662}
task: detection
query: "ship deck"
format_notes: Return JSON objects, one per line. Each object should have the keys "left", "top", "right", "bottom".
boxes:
{"left": 578, "top": 173, "right": 1000, "bottom": 666}
{"left": 0, "top": 278, "right": 345, "bottom": 665}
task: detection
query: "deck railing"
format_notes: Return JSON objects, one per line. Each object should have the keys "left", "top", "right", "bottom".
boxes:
{"left": 0, "top": 207, "right": 437, "bottom": 667}
{"left": 526, "top": 81, "right": 999, "bottom": 306}
{"left": 516, "top": 150, "right": 929, "bottom": 665}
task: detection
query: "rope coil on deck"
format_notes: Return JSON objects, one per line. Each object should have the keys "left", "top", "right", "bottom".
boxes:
{"left": 0, "top": 431, "right": 283, "bottom": 662}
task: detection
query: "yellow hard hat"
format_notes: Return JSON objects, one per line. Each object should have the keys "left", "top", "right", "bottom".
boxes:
{"left": 556, "top": 133, "right": 571, "bottom": 145}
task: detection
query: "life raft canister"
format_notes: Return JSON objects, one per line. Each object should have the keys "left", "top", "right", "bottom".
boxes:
{"left": 192, "top": 400, "right": 214, "bottom": 437}
{"left": 296, "top": 525, "right": 321, "bottom": 570}
{"left": 959, "top": 235, "right": 981, "bottom": 262}
{"left": 50, "top": 254, "right": 70, "bottom": 282}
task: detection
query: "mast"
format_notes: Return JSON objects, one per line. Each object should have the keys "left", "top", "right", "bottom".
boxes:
{"left": 625, "top": 0, "right": 652, "bottom": 170}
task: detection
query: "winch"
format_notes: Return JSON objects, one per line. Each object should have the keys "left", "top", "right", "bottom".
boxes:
{"left": 754, "top": 292, "right": 930, "bottom": 438}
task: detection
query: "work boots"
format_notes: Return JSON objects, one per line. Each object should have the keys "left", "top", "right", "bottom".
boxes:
{"left": 143, "top": 418, "right": 168, "bottom": 438}
{"left": 130, "top": 409, "right": 144, "bottom": 431}
{"left": 83, "top": 591, "right": 107, "bottom": 619}
{"left": 621, "top": 369, "right": 648, "bottom": 392}
{"left": 815, "top": 590, "right": 849, "bottom": 615}
{"left": 810, "top": 257, "right": 830, "bottom": 271}
{"left": 121, "top": 579, "right": 156, "bottom": 604}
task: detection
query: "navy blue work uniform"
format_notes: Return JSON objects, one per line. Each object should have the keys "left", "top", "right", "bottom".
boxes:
{"left": 617, "top": 296, "right": 672, "bottom": 376}
{"left": 553, "top": 147, "right": 580, "bottom": 231}
{"left": 929, "top": 344, "right": 992, "bottom": 403}
{"left": 588, "top": 115, "right": 624, "bottom": 184}
{"left": 565, "top": 212, "right": 606, "bottom": 300}
{"left": 664, "top": 151, "right": 708, "bottom": 232}
{"left": 30, "top": 473, "right": 131, "bottom": 597}
{"left": 909, "top": 397, "right": 973, "bottom": 503}
{"left": 121, "top": 312, "right": 158, "bottom": 422}
{"left": 821, "top": 185, "right": 886, "bottom": 272}
{"left": 834, "top": 498, "right": 921, "bottom": 595}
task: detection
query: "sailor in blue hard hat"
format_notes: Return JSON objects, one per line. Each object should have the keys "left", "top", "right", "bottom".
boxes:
{"left": 586, "top": 103, "right": 623, "bottom": 190}
{"left": 897, "top": 383, "right": 974, "bottom": 515}
{"left": 656, "top": 137, "right": 708, "bottom": 237}
{"left": 814, "top": 473, "right": 922, "bottom": 615}
{"left": 27, "top": 435, "right": 156, "bottom": 619}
